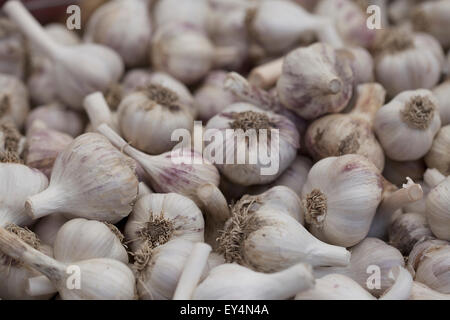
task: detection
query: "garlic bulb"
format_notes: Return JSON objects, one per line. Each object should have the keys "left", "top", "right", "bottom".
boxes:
{"left": 426, "top": 171, "right": 450, "bottom": 241}
{"left": 407, "top": 239, "right": 448, "bottom": 274}
{"left": 25, "top": 120, "right": 74, "bottom": 178}
{"left": 0, "top": 18, "right": 26, "bottom": 79}
{"left": 425, "top": 125, "right": 450, "bottom": 176}
{"left": 433, "top": 80, "right": 450, "bottom": 126}
{"left": 193, "top": 263, "right": 314, "bottom": 300}
{"left": 117, "top": 85, "right": 194, "bottom": 155}
{"left": 0, "top": 226, "right": 136, "bottom": 300}
{"left": 315, "top": 238, "right": 405, "bottom": 297}
{"left": 374, "top": 89, "right": 441, "bottom": 161}
{"left": 247, "top": 0, "right": 343, "bottom": 56}
{"left": 205, "top": 103, "right": 299, "bottom": 186}
{"left": 339, "top": 46, "right": 375, "bottom": 85}
{"left": 389, "top": 213, "right": 433, "bottom": 256}
{"left": 305, "top": 83, "right": 386, "bottom": 170}
{"left": 382, "top": 158, "right": 426, "bottom": 187}
{"left": 4, "top": 1, "right": 124, "bottom": 110}
{"left": 97, "top": 124, "right": 220, "bottom": 206}
{"left": 25, "top": 103, "right": 85, "bottom": 138}
{"left": 410, "top": 281, "right": 450, "bottom": 300}
{"left": 0, "top": 225, "right": 52, "bottom": 300}
{"left": 124, "top": 193, "right": 204, "bottom": 253}
{"left": 194, "top": 71, "right": 237, "bottom": 121}
{"left": 25, "top": 133, "right": 139, "bottom": 223}
{"left": 413, "top": 244, "right": 450, "bottom": 294}
{"left": 315, "top": 0, "right": 377, "bottom": 48}
{"left": 295, "top": 274, "right": 375, "bottom": 300}
{"left": 0, "top": 163, "right": 48, "bottom": 227}
{"left": 0, "top": 73, "right": 29, "bottom": 129}
{"left": 153, "top": 0, "right": 210, "bottom": 30}
{"left": 217, "top": 186, "right": 350, "bottom": 272}
{"left": 301, "top": 154, "right": 383, "bottom": 247}
{"left": 277, "top": 42, "right": 354, "bottom": 120}
{"left": 373, "top": 27, "right": 444, "bottom": 97}
{"left": 32, "top": 214, "right": 68, "bottom": 247}
{"left": 85, "top": 0, "right": 152, "bottom": 68}
{"left": 411, "top": 0, "right": 450, "bottom": 49}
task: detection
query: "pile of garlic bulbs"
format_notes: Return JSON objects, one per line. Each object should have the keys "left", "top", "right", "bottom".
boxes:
{"left": 0, "top": 0, "right": 449, "bottom": 300}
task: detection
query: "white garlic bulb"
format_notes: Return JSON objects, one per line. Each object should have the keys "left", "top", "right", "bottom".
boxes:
{"left": 217, "top": 186, "right": 350, "bottom": 272}
{"left": 305, "top": 83, "right": 386, "bottom": 171}
{"left": 0, "top": 73, "right": 29, "bottom": 129}
{"left": 97, "top": 124, "right": 220, "bottom": 206}
{"left": 124, "top": 193, "right": 204, "bottom": 253}
{"left": 193, "top": 263, "right": 314, "bottom": 300}
{"left": 32, "top": 214, "right": 68, "bottom": 247}
{"left": 25, "top": 133, "right": 139, "bottom": 223}
{"left": 374, "top": 89, "right": 441, "bottom": 161}
{"left": 413, "top": 244, "right": 450, "bottom": 294}
{"left": 425, "top": 125, "right": 450, "bottom": 176}
{"left": 426, "top": 172, "right": 450, "bottom": 241}
{"left": 433, "top": 80, "right": 450, "bottom": 126}
{"left": 339, "top": 46, "right": 375, "bottom": 85}
{"left": 315, "top": 238, "right": 405, "bottom": 297}
{"left": 301, "top": 154, "right": 383, "bottom": 247}
{"left": 25, "top": 103, "right": 85, "bottom": 138}
{"left": 117, "top": 85, "right": 194, "bottom": 155}
{"left": 0, "top": 163, "right": 48, "bottom": 227}
{"left": 373, "top": 28, "right": 444, "bottom": 97}
{"left": 85, "top": 0, "right": 152, "bottom": 68}
{"left": 153, "top": 0, "right": 210, "bottom": 30}
{"left": 0, "top": 226, "right": 136, "bottom": 300}
{"left": 4, "top": 1, "right": 124, "bottom": 110}
{"left": 277, "top": 42, "right": 354, "bottom": 120}
{"left": 194, "top": 71, "right": 237, "bottom": 122}
{"left": 25, "top": 120, "right": 74, "bottom": 178}
{"left": 0, "top": 18, "right": 26, "bottom": 79}
{"left": 205, "top": 103, "right": 299, "bottom": 186}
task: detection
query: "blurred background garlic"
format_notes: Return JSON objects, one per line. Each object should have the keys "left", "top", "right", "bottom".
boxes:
{"left": 193, "top": 263, "right": 314, "bottom": 300}
{"left": 374, "top": 89, "right": 441, "bottom": 161}
{"left": 217, "top": 186, "right": 350, "bottom": 272}
{"left": 205, "top": 103, "right": 299, "bottom": 186}
{"left": 25, "top": 121, "right": 73, "bottom": 178}
{"left": 0, "top": 118, "right": 25, "bottom": 160}
{"left": 301, "top": 154, "right": 383, "bottom": 247}
{"left": 194, "top": 71, "right": 237, "bottom": 122}
{"left": 305, "top": 83, "right": 386, "bottom": 171}
{"left": 84, "top": 0, "right": 152, "bottom": 68}
{"left": 124, "top": 193, "right": 204, "bottom": 253}
{"left": 277, "top": 43, "right": 354, "bottom": 120}
{"left": 425, "top": 125, "right": 450, "bottom": 176}
{"left": 425, "top": 169, "right": 450, "bottom": 241}
{"left": 0, "top": 74, "right": 29, "bottom": 129}
{"left": 433, "top": 80, "right": 450, "bottom": 126}
{"left": 25, "top": 133, "right": 139, "bottom": 223}
{"left": 0, "top": 163, "right": 48, "bottom": 227}
{"left": 153, "top": 0, "right": 210, "bottom": 31}
{"left": 25, "top": 103, "right": 85, "bottom": 138}
{"left": 315, "top": 238, "right": 405, "bottom": 297}
{"left": 340, "top": 46, "right": 375, "bottom": 85}
{"left": 373, "top": 27, "right": 444, "bottom": 97}
{"left": 0, "top": 18, "right": 26, "bottom": 80}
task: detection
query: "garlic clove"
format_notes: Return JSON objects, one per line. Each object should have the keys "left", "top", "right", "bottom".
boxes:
{"left": 413, "top": 244, "right": 450, "bottom": 294}
{"left": 425, "top": 125, "right": 450, "bottom": 176}
{"left": 0, "top": 73, "right": 29, "bottom": 129}
{"left": 406, "top": 239, "right": 449, "bottom": 275}
{"left": 25, "top": 133, "right": 139, "bottom": 223}
{"left": 302, "top": 154, "right": 383, "bottom": 247}
{"left": 426, "top": 174, "right": 450, "bottom": 241}
{"left": 193, "top": 263, "right": 314, "bottom": 300}
{"left": 25, "top": 120, "right": 74, "bottom": 178}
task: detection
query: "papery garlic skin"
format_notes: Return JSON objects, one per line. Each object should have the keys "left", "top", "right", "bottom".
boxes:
{"left": 84, "top": 0, "right": 152, "bottom": 68}
{"left": 374, "top": 89, "right": 441, "bottom": 161}
{"left": 0, "top": 74, "right": 29, "bottom": 129}
{"left": 25, "top": 121, "right": 74, "bottom": 178}
{"left": 25, "top": 133, "right": 139, "bottom": 223}
{"left": 25, "top": 103, "right": 85, "bottom": 138}
{"left": 0, "top": 18, "right": 26, "bottom": 79}
{"left": 426, "top": 176, "right": 450, "bottom": 241}
{"left": 205, "top": 103, "right": 299, "bottom": 186}
{"left": 412, "top": 0, "right": 450, "bottom": 49}
{"left": 124, "top": 193, "right": 204, "bottom": 253}
{"left": 117, "top": 85, "right": 194, "bottom": 155}
{"left": 425, "top": 125, "right": 450, "bottom": 176}
{"left": 277, "top": 43, "right": 354, "bottom": 120}
{"left": 295, "top": 274, "right": 375, "bottom": 300}
{"left": 193, "top": 263, "right": 314, "bottom": 300}
{"left": 54, "top": 218, "right": 128, "bottom": 263}
{"left": 433, "top": 81, "right": 450, "bottom": 126}
{"left": 0, "top": 163, "right": 48, "bottom": 227}
{"left": 151, "top": 23, "right": 215, "bottom": 85}
{"left": 32, "top": 214, "right": 68, "bottom": 247}
{"left": 301, "top": 155, "right": 383, "bottom": 247}
{"left": 374, "top": 29, "right": 444, "bottom": 97}
{"left": 153, "top": 0, "right": 210, "bottom": 30}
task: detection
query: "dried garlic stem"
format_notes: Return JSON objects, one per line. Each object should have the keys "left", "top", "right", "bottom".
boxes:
{"left": 248, "top": 58, "right": 284, "bottom": 89}
{"left": 83, "top": 92, "right": 116, "bottom": 131}
{"left": 380, "top": 178, "right": 423, "bottom": 213}
{"left": 26, "top": 276, "right": 56, "bottom": 297}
